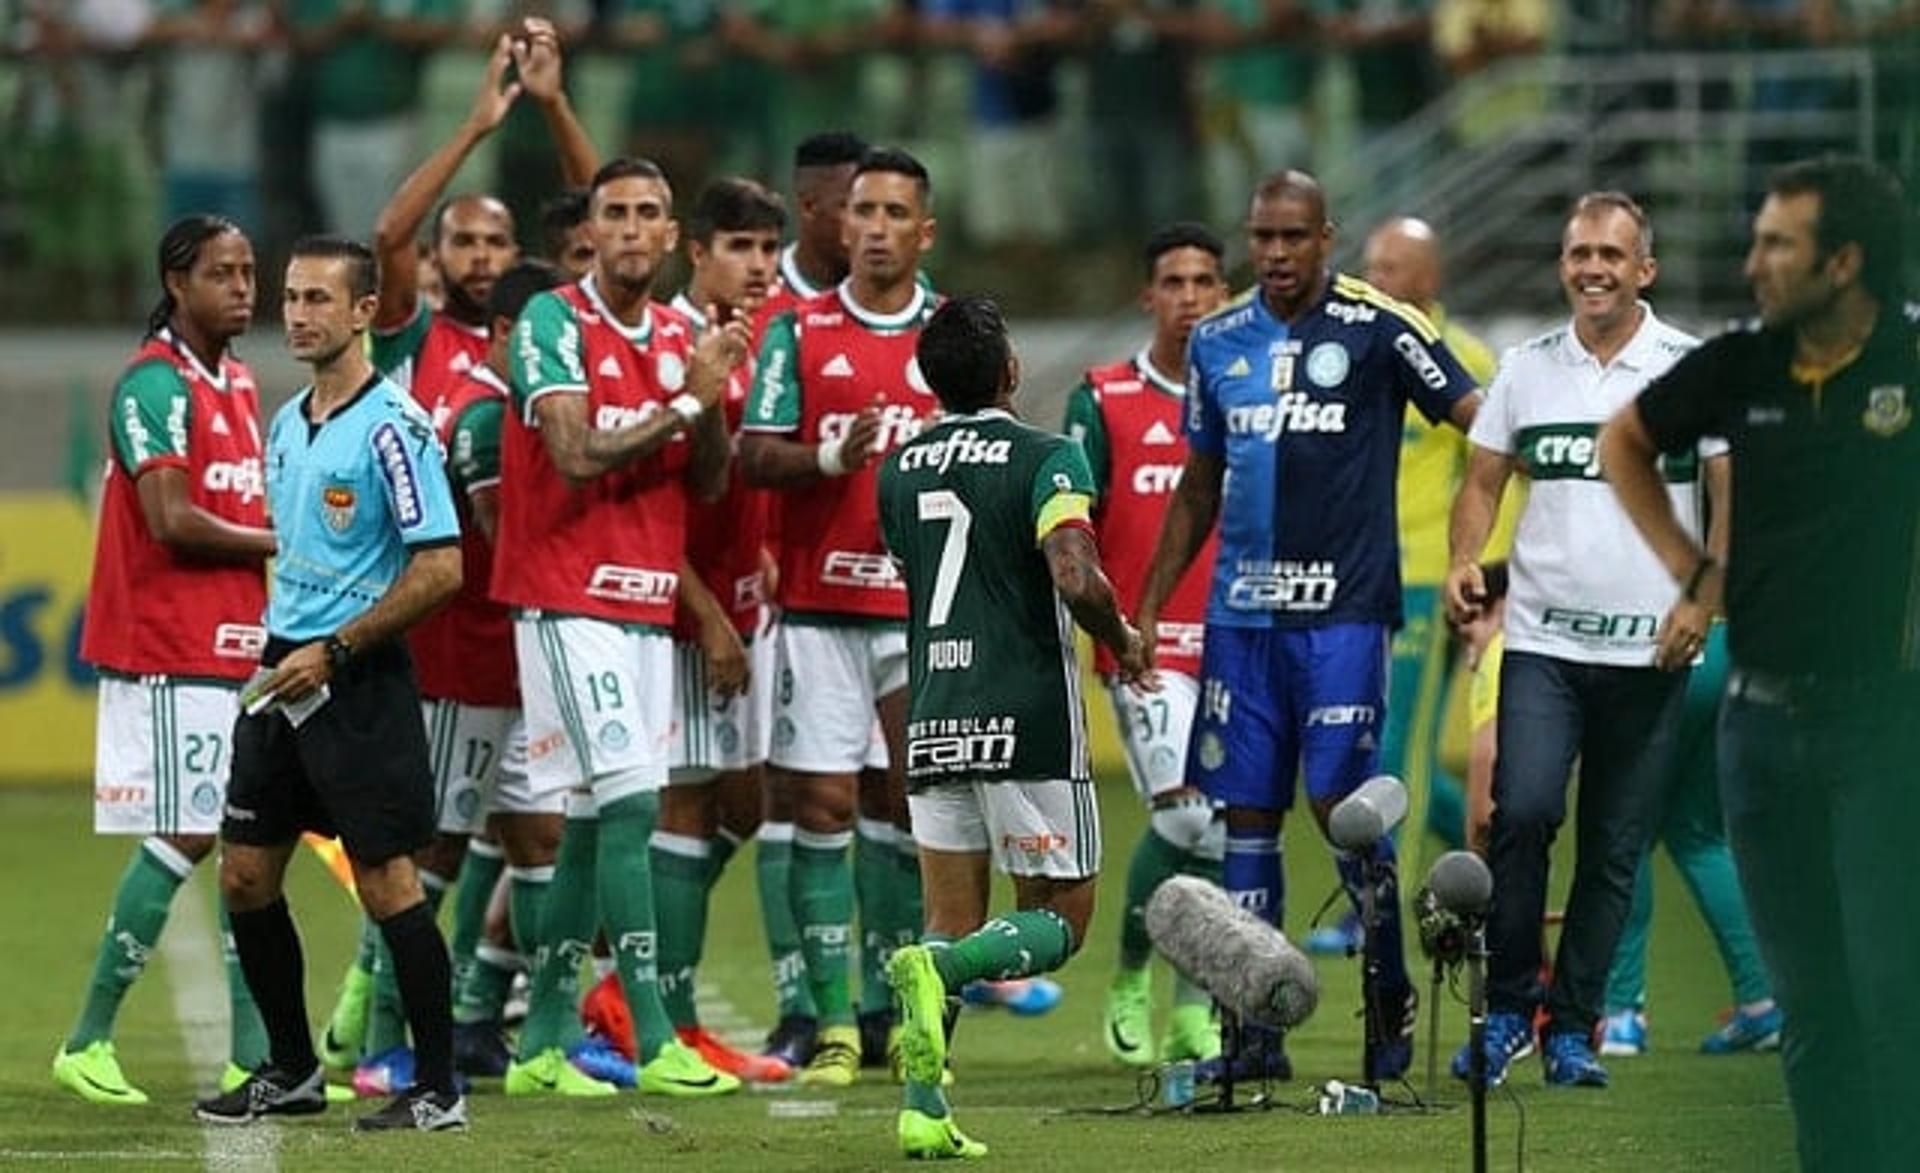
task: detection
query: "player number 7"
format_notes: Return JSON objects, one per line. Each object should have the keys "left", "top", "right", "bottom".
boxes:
{"left": 916, "top": 489, "right": 972, "bottom": 628}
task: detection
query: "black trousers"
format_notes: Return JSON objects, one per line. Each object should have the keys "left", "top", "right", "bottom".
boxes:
{"left": 1485, "top": 650, "right": 1686, "bottom": 1038}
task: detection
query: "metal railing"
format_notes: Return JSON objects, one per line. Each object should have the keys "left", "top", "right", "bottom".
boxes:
{"left": 1323, "top": 50, "right": 1887, "bottom": 324}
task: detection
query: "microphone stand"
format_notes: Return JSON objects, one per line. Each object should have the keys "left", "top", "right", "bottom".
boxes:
{"left": 1213, "top": 1004, "right": 1241, "bottom": 1112}
{"left": 1426, "top": 951, "right": 1444, "bottom": 1104}
{"left": 1467, "top": 920, "right": 1489, "bottom": 1173}
{"left": 1356, "top": 851, "right": 1385, "bottom": 1089}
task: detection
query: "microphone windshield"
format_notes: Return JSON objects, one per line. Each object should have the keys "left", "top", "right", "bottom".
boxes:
{"left": 1426, "top": 850, "right": 1493, "bottom": 916}
{"left": 1327, "top": 775, "right": 1409, "bottom": 851}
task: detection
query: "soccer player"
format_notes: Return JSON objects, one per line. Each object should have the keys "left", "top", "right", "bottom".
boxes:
{"left": 747, "top": 131, "right": 871, "bottom": 1070}
{"left": 1299, "top": 216, "right": 1510, "bottom": 954}
{"left": 1446, "top": 193, "right": 1714, "bottom": 1090}
{"left": 740, "top": 146, "right": 942, "bottom": 1087}
{"left": 761, "top": 131, "right": 866, "bottom": 321}
{"left": 541, "top": 188, "right": 595, "bottom": 279}
{"left": 197, "top": 236, "right": 465, "bottom": 1132}
{"left": 580, "top": 176, "right": 793, "bottom": 1083}
{"left": 1140, "top": 170, "right": 1481, "bottom": 1086}
{"left": 881, "top": 296, "right": 1149, "bottom": 1159}
{"left": 421, "top": 260, "right": 575, "bottom": 1081}
{"left": 1063, "top": 222, "right": 1228, "bottom": 1069}
{"left": 493, "top": 157, "right": 749, "bottom": 1099}
{"left": 324, "top": 20, "right": 599, "bottom": 1085}
{"left": 54, "top": 216, "right": 276, "bottom": 1107}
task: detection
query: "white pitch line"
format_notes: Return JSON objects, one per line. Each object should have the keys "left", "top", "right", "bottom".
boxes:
{"left": 163, "top": 873, "right": 280, "bottom": 1173}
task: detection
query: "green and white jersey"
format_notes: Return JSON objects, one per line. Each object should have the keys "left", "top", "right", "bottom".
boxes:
{"left": 878, "top": 409, "right": 1100, "bottom": 788}
{"left": 1468, "top": 305, "right": 1718, "bottom": 665}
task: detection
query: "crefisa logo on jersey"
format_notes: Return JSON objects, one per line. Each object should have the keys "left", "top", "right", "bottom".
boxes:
{"left": 322, "top": 484, "right": 356, "bottom": 531}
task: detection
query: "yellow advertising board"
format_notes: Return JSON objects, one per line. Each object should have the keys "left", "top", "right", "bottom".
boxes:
{"left": 0, "top": 493, "right": 96, "bottom": 783}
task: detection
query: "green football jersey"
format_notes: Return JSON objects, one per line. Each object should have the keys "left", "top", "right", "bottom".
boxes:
{"left": 878, "top": 409, "right": 1099, "bottom": 789}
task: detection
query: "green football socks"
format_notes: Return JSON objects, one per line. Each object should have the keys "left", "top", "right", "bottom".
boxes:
{"left": 794, "top": 827, "right": 856, "bottom": 1027}
{"left": 67, "top": 839, "right": 191, "bottom": 1050}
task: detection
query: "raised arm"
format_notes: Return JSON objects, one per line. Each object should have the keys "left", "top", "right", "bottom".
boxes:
{"left": 372, "top": 35, "right": 521, "bottom": 330}
{"left": 512, "top": 19, "right": 598, "bottom": 187}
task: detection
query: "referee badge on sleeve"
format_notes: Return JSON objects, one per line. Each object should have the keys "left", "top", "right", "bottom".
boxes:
{"left": 1863, "top": 385, "right": 1911, "bottom": 437}
{"left": 323, "top": 485, "right": 356, "bottom": 531}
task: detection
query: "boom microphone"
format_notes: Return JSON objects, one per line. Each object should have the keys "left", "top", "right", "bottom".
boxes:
{"left": 1145, "top": 875, "right": 1319, "bottom": 1030}
{"left": 1327, "top": 775, "right": 1409, "bottom": 851}
{"left": 1427, "top": 851, "right": 1493, "bottom": 917}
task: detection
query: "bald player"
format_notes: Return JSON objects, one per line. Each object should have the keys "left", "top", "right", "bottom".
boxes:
{"left": 1303, "top": 218, "right": 1506, "bottom": 955}
{"left": 320, "top": 22, "right": 600, "bottom": 1087}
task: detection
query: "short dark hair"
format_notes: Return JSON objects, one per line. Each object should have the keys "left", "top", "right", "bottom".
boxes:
{"left": 589, "top": 157, "right": 671, "bottom": 206}
{"left": 289, "top": 234, "right": 378, "bottom": 300}
{"left": 1253, "top": 169, "right": 1327, "bottom": 226}
{"left": 854, "top": 146, "right": 932, "bottom": 203}
{"left": 687, "top": 177, "right": 787, "bottom": 245}
{"left": 1769, "top": 156, "right": 1909, "bottom": 303}
{"left": 795, "top": 131, "right": 868, "bottom": 173}
{"left": 916, "top": 296, "right": 1009, "bottom": 414}
{"left": 1144, "top": 222, "right": 1225, "bottom": 279}
{"left": 488, "top": 259, "right": 564, "bottom": 326}
{"left": 540, "top": 188, "right": 589, "bottom": 254}
{"left": 147, "top": 214, "right": 245, "bottom": 337}
{"left": 1567, "top": 190, "right": 1654, "bottom": 257}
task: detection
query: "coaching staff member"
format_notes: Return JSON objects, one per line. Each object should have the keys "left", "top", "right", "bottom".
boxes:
{"left": 196, "top": 237, "right": 468, "bottom": 1133}
{"left": 1601, "top": 157, "right": 1918, "bottom": 1172}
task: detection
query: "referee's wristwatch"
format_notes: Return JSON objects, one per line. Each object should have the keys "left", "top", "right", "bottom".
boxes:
{"left": 323, "top": 634, "right": 354, "bottom": 676}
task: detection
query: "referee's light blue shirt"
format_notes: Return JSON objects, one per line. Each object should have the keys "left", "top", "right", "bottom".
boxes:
{"left": 263, "top": 373, "right": 460, "bottom": 642}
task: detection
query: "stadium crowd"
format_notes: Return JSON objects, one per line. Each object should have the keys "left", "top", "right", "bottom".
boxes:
{"left": 5, "top": 0, "right": 1916, "bottom": 318}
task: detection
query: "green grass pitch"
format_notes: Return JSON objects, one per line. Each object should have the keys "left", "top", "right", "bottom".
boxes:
{"left": 0, "top": 769, "right": 1792, "bottom": 1170}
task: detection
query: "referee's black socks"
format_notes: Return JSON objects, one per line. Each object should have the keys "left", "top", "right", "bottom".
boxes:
{"left": 379, "top": 899, "right": 456, "bottom": 1096}
{"left": 230, "top": 897, "right": 319, "bottom": 1076}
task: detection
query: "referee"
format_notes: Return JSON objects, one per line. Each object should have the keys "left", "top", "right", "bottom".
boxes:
{"left": 196, "top": 237, "right": 468, "bottom": 1133}
{"left": 1602, "top": 157, "right": 1918, "bottom": 1171}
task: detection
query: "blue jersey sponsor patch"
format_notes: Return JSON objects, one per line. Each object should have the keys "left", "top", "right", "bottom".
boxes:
{"left": 372, "top": 421, "right": 424, "bottom": 529}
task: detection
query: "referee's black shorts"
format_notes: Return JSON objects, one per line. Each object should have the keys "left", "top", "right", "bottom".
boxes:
{"left": 224, "top": 636, "right": 435, "bottom": 866}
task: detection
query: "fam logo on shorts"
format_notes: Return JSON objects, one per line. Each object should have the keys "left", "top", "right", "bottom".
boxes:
{"left": 598, "top": 720, "right": 631, "bottom": 753}
{"left": 774, "top": 716, "right": 796, "bottom": 749}
{"left": 190, "top": 782, "right": 221, "bottom": 818}
{"left": 455, "top": 788, "right": 482, "bottom": 823}
{"left": 717, "top": 722, "right": 741, "bottom": 756}
{"left": 322, "top": 485, "right": 356, "bottom": 531}
{"left": 1148, "top": 745, "right": 1181, "bottom": 787}
{"left": 1001, "top": 832, "right": 1069, "bottom": 860}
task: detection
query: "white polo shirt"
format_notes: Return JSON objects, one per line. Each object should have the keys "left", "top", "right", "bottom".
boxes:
{"left": 1469, "top": 304, "right": 1724, "bottom": 666}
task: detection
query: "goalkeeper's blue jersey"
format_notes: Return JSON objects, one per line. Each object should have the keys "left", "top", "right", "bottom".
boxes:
{"left": 1185, "top": 275, "right": 1476, "bottom": 631}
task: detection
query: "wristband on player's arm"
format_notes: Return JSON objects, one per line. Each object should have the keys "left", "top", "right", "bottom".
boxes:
{"left": 816, "top": 435, "right": 850, "bottom": 477}
{"left": 669, "top": 394, "right": 703, "bottom": 425}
